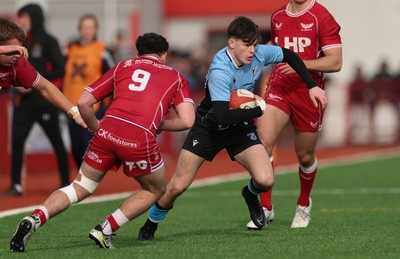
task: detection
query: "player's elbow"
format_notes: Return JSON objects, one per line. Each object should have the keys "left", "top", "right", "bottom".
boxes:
{"left": 76, "top": 97, "right": 89, "bottom": 111}
{"left": 326, "top": 49, "right": 343, "bottom": 72}
{"left": 331, "top": 59, "right": 342, "bottom": 72}
{"left": 77, "top": 91, "right": 97, "bottom": 110}
{"left": 182, "top": 113, "right": 195, "bottom": 129}
{"left": 176, "top": 102, "right": 195, "bottom": 129}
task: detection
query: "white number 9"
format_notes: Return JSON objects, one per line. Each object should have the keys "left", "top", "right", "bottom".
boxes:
{"left": 129, "top": 69, "right": 150, "bottom": 91}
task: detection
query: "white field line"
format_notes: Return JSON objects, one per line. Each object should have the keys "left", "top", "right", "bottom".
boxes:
{"left": 1, "top": 147, "right": 399, "bottom": 219}
{"left": 179, "top": 187, "right": 400, "bottom": 198}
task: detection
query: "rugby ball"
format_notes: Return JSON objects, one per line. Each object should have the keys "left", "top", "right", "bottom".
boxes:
{"left": 229, "top": 89, "right": 257, "bottom": 109}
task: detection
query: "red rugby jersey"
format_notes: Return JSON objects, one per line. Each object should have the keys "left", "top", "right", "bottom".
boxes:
{"left": 0, "top": 57, "right": 39, "bottom": 89}
{"left": 85, "top": 56, "right": 193, "bottom": 135}
{"left": 269, "top": 0, "right": 342, "bottom": 92}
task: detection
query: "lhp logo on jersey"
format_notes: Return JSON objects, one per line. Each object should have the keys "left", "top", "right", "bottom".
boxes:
{"left": 300, "top": 23, "right": 314, "bottom": 31}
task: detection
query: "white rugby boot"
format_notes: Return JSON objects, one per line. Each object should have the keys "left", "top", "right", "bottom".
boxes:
{"left": 291, "top": 198, "right": 312, "bottom": 228}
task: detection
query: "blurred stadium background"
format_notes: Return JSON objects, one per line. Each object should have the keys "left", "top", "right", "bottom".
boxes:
{"left": 0, "top": 0, "right": 399, "bottom": 194}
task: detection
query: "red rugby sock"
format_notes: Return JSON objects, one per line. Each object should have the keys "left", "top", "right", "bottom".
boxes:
{"left": 106, "top": 215, "right": 120, "bottom": 233}
{"left": 260, "top": 159, "right": 274, "bottom": 210}
{"left": 298, "top": 165, "right": 317, "bottom": 207}
{"left": 102, "top": 209, "right": 129, "bottom": 235}
{"left": 32, "top": 206, "right": 49, "bottom": 228}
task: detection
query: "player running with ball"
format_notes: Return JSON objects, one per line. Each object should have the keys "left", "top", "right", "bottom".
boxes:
{"left": 138, "top": 16, "right": 327, "bottom": 240}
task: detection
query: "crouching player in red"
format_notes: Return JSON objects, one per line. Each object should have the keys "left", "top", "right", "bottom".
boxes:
{"left": 0, "top": 18, "right": 84, "bottom": 126}
{"left": 10, "top": 32, "right": 195, "bottom": 252}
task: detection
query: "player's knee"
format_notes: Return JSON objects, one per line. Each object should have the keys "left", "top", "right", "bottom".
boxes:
{"left": 168, "top": 182, "right": 188, "bottom": 197}
{"left": 73, "top": 169, "right": 99, "bottom": 194}
{"left": 300, "top": 158, "right": 318, "bottom": 173}
{"left": 253, "top": 177, "right": 274, "bottom": 192}
{"left": 261, "top": 178, "right": 274, "bottom": 191}
{"left": 298, "top": 154, "right": 316, "bottom": 168}
{"left": 59, "top": 184, "right": 78, "bottom": 204}
{"left": 60, "top": 169, "right": 99, "bottom": 205}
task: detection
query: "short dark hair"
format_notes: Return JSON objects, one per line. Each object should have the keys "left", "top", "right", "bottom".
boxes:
{"left": 0, "top": 18, "right": 26, "bottom": 45}
{"left": 135, "top": 33, "right": 169, "bottom": 56}
{"left": 227, "top": 16, "right": 261, "bottom": 44}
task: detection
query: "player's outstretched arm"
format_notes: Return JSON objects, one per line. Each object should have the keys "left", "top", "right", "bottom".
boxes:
{"left": 0, "top": 45, "right": 28, "bottom": 58}
{"left": 33, "top": 76, "right": 87, "bottom": 127}
{"left": 158, "top": 102, "right": 195, "bottom": 133}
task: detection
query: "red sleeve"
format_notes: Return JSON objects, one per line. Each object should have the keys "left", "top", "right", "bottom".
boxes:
{"left": 84, "top": 65, "right": 117, "bottom": 101}
{"left": 14, "top": 58, "right": 40, "bottom": 88}
{"left": 319, "top": 11, "right": 342, "bottom": 50}
{"left": 173, "top": 76, "right": 193, "bottom": 107}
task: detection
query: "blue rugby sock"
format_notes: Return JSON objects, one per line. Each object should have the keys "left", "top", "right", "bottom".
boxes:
{"left": 247, "top": 179, "right": 262, "bottom": 196}
{"left": 148, "top": 202, "right": 172, "bottom": 223}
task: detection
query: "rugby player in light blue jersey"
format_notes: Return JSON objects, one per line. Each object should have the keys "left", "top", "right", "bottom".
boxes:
{"left": 138, "top": 16, "right": 326, "bottom": 240}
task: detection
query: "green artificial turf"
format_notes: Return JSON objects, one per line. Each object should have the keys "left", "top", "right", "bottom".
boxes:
{"left": 1, "top": 153, "right": 399, "bottom": 258}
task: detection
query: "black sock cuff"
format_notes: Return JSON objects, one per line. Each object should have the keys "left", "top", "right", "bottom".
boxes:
{"left": 247, "top": 179, "right": 263, "bottom": 195}
{"left": 155, "top": 202, "right": 173, "bottom": 211}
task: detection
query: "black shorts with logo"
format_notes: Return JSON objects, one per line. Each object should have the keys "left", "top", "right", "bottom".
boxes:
{"left": 182, "top": 112, "right": 262, "bottom": 161}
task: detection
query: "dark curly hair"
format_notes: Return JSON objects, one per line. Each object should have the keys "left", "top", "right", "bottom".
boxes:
{"left": 0, "top": 18, "right": 26, "bottom": 45}
{"left": 227, "top": 16, "right": 261, "bottom": 44}
{"left": 136, "top": 32, "right": 169, "bottom": 56}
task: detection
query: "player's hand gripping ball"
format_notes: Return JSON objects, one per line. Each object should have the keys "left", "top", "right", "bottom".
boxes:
{"left": 229, "top": 89, "right": 257, "bottom": 109}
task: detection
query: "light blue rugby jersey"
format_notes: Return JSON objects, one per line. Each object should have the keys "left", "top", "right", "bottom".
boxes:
{"left": 198, "top": 44, "right": 284, "bottom": 122}
{"left": 206, "top": 44, "right": 284, "bottom": 102}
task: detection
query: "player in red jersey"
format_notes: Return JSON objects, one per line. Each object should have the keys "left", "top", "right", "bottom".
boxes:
{"left": 246, "top": 0, "right": 342, "bottom": 229}
{"left": 0, "top": 18, "right": 85, "bottom": 126}
{"left": 10, "top": 32, "right": 195, "bottom": 252}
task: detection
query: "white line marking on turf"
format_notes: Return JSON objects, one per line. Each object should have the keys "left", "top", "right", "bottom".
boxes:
{"left": 320, "top": 207, "right": 400, "bottom": 212}
{"left": 0, "top": 193, "right": 133, "bottom": 219}
{"left": 1, "top": 147, "right": 399, "bottom": 219}
{"left": 180, "top": 187, "right": 400, "bottom": 198}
